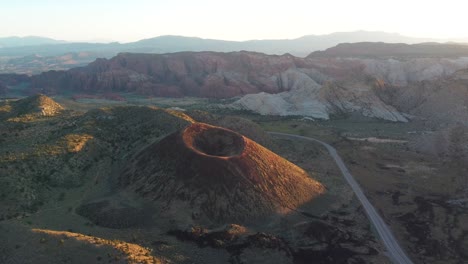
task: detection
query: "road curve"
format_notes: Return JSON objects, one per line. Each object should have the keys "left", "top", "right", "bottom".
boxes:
{"left": 269, "top": 132, "right": 413, "bottom": 264}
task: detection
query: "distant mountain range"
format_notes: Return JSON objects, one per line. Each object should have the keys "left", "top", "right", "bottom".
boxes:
{"left": 309, "top": 42, "right": 468, "bottom": 58}
{"left": 1, "top": 31, "right": 466, "bottom": 57}
{"left": 0, "top": 36, "right": 67, "bottom": 48}
{"left": 1, "top": 31, "right": 467, "bottom": 75}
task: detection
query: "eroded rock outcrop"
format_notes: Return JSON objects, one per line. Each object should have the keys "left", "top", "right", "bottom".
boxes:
{"left": 31, "top": 51, "right": 307, "bottom": 98}
{"left": 375, "top": 68, "right": 468, "bottom": 126}
{"left": 232, "top": 77, "right": 408, "bottom": 122}
{"left": 25, "top": 47, "right": 468, "bottom": 122}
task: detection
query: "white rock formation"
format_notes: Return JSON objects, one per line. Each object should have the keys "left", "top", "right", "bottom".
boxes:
{"left": 361, "top": 57, "right": 468, "bottom": 85}
{"left": 232, "top": 57, "right": 468, "bottom": 122}
{"left": 232, "top": 68, "right": 408, "bottom": 122}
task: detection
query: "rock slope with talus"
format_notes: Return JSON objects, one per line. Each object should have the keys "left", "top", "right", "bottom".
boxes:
{"left": 119, "top": 122, "right": 325, "bottom": 224}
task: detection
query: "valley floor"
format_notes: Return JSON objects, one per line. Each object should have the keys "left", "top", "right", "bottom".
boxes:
{"left": 1, "top": 96, "right": 467, "bottom": 263}
{"left": 256, "top": 115, "right": 468, "bottom": 263}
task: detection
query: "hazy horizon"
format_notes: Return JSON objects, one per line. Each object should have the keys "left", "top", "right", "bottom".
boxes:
{"left": 1, "top": 0, "right": 468, "bottom": 43}
{"left": 1, "top": 30, "right": 468, "bottom": 45}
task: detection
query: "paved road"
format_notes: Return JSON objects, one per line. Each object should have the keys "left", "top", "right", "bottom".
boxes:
{"left": 269, "top": 132, "right": 413, "bottom": 264}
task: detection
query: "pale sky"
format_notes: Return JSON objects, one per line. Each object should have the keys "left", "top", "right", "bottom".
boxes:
{"left": 0, "top": 0, "right": 467, "bottom": 42}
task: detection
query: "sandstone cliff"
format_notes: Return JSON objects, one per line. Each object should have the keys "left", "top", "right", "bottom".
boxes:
{"left": 31, "top": 51, "right": 306, "bottom": 98}
{"left": 376, "top": 69, "right": 468, "bottom": 126}
{"left": 21, "top": 47, "right": 468, "bottom": 122}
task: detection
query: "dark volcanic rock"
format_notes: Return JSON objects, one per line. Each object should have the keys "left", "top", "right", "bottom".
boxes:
{"left": 292, "top": 220, "right": 379, "bottom": 264}
{"left": 395, "top": 195, "right": 468, "bottom": 262}
{"left": 168, "top": 225, "right": 293, "bottom": 264}
{"left": 167, "top": 220, "right": 380, "bottom": 264}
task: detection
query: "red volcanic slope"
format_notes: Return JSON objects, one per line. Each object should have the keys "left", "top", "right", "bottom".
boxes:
{"left": 119, "top": 122, "right": 325, "bottom": 223}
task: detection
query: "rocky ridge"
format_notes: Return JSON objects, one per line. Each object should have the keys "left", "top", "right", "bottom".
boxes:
{"left": 30, "top": 51, "right": 304, "bottom": 98}
{"left": 232, "top": 48, "right": 468, "bottom": 121}
{"left": 374, "top": 68, "right": 468, "bottom": 126}
{"left": 4, "top": 44, "right": 468, "bottom": 122}
{"left": 308, "top": 42, "right": 468, "bottom": 58}
{"left": 232, "top": 76, "right": 409, "bottom": 122}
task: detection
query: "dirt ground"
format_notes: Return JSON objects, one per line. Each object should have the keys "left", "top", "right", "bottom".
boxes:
{"left": 254, "top": 115, "right": 468, "bottom": 264}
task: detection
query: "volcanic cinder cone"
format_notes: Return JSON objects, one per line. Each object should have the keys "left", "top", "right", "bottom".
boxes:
{"left": 13, "top": 94, "right": 63, "bottom": 116}
{"left": 119, "top": 123, "right": 325, "bottom": 223}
